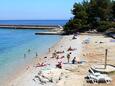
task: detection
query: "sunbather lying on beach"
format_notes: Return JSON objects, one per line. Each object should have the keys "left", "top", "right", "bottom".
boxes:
{"left": 56, "top": 55, "right": 65, "bottom": 59}
{"left": 56, "top": 51, "right": 64, "bottom": 54}
{"left": 52, "top": 50, "right": 57, "bottom": 58}
{"left": 56, "top": 55, "right": 59, "bottom": 59}
{"left": 60, "top": 56, "right": 65, "bottom": 59}
{"left": 56, "top": 62, "right": 62, "bottom": 69}
{"left": 34, "top": 62, "right": 47, "bottom": 67}
{"left": 67, "top": 46, "right": 77, "bottom": 51}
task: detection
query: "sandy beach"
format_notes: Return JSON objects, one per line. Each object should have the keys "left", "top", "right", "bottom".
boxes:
{"left": 7, "top": 33, "right": 115, "bottom": 86}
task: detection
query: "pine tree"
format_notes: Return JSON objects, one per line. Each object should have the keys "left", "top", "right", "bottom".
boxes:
{"left": 112, "top": 1, "right": 115, "bottom": 19}
{"left": 64, "top": 0, "right": 115, "bottom": 34}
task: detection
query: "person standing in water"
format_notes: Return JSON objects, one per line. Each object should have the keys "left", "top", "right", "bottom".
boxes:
{"left": 36, "top": 52, "right": 38, "bottom": 58}
{"left": 67, "top": 52, "right": 71, "bottom": 63}
{"left": 28, "top": 49, "right": 31, "bottom": 53}
{"left": 49, "top": 48, "right": 51, "bottom": 52}
{"left": 24, "top": 54, "right": 26, "bottom": 58}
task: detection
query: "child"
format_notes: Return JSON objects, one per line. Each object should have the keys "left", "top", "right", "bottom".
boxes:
{"left": 72, "top": 57, "right": 77, "bottom": 64}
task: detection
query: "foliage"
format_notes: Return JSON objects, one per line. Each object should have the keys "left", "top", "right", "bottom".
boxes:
{"left": 97, "top": 21, "right": 111, "bottom": 32}
{"left": 64, "top": 19, "right": 78, "bottom": 34}
{"left": 64, "top": 0, "right": 115, "bottom": 34}
{"left": 111, "top": 1, "right": 115, "bottom": 19}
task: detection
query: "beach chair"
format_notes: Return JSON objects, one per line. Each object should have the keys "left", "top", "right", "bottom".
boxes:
{"left": 85, "top": 73, "right": 112, "bottom": 84}
{"left": 85, "top": 75, "right": 98, "bottom": 84}
{"left": 89, "top": 68, "right": 101, "bottom": 76}
{"left": 105, "top": 77, "right": 112, "bottom": 84}
{"left": 85, "top": 68, "right": 112, "bottom": 84}
{"left": 89, "top": 68, "right": 108, "bottom": 77}
{"left": 97, "top": 74, "right": 112, "bottom": 84}
{"left": 35, "top": 75, "right": 49, "bottom": 84}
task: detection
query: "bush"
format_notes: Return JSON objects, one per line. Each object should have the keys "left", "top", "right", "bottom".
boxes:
{"left": 64, "top": 20, "right": 77, "bottom": 34}
{"left": 109, "top": 22, "right": 115, "bottom": 28}
{"left": 79, "top": 25, "right": 90, "bottom": 32}
{"left": 97, "top": 21, "right": 112, "bottom": 32}
{"left": 64, "top": 18, "right": 90, "bottom": 34}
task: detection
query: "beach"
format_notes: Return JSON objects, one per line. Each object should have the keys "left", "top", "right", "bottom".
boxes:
{"left": 7, "top": 33, "right": 115, "bottom": 86}
{"left": 0, "top": 0, "right": 114, "bottom": 85}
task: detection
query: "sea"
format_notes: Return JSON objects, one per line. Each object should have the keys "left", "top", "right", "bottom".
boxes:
{"left": 0, "top": 20, "right": 67, "bottom": 85}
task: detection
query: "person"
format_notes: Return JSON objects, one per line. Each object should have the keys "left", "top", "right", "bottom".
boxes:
{"left": 67, "top": 46, "right": 72, "bottom": 51}
{"left": 72, "top": 57, "right": 77, "bottom": 64}
{"left": 56, "top": 55, "right": 59, "bottom": 59}
{"left": 36, "top": 52, "right": 38, "bottom": 58}
{"left": 56, "top": 51, "right": 64, "bottom": 54}
{"left": 49, "top": 48, "right": 50, "bottom": 52}
{"left": 56, "top": 62, "right": 62, "bottom": 69}
{"left": 44, "top": 56, "right": 47, "bottom": 58}
{"left": 72, "top": 35, "right": 77, "bottom": 39}
{"left": 34, "top": 62, "right": 47, "bottom": 67}
{"left": 67, "top": 46, "right": 77, "bottom": 51}
{"left": 28, "top": 49, "right": 31, "bottom": 53}
{"left": 52, "top": 50, "right": 57, "bottom": 58}
{"left": 24, "top": 54, "right": 26, "bottom": 58}
{"left": 26, "top": 66, "right": 30, "bottom": 70}
{"left": 67, "top": 52, "right": 71, "bottom": 63}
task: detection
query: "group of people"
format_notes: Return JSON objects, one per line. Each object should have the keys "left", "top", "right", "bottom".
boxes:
{"left": 67, "top": 52, "right": 77, "bottom": 64}
{"left": 52, "top": 46, "right": 78, "bottom": 69}
{"left": 24, "top": 49, "right": 38, "bottom": 59}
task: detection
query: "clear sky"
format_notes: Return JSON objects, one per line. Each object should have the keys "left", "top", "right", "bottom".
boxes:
{"left": 0, "top": 0, "right": 82, "bottom": 20}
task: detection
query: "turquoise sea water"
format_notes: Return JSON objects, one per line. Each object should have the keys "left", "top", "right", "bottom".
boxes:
{"left": 0, "top": 20, "right": 67, "bottom": 85}
{"left": 0, "top": 20, "right": 67, "bottom": 25}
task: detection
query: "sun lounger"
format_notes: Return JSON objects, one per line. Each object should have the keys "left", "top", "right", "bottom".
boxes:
{"left": 34, "top": 75, "right": 49, "bottom": 84}
{"left": 89, "top": 68, "right": 111, "bottom": 79}
{"left": 85, "top": 74, "right": 112, "bottom": 84}
{"left": 89, "top": 68, "right": 108, "bottom": 76}
{"left": 85, "top": 68, "right": 112, "bottom": 84}
{"left": 89, "top": 68, "right": 100, "bottom": 75}
{"left": 85, "top": 75, "right": 98, "bottom": 84}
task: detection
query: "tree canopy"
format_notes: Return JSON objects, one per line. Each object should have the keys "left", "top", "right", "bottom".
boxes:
{"left": 64, "top": 0, "right": 115, "bottom": 34}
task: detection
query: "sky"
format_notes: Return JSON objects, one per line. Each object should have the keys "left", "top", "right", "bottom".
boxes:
{"left": 0, "top": 0, "right": 82, "bottom": 20}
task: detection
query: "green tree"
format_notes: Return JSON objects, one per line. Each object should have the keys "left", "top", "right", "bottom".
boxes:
{"left": 96, "top": 0, "right": 112, "bottom": 20}
{"left": 88, "top": 0, "right": 98, "bottom": 29}
{"left": 64, "top": 19, "right": 78, "bottom": 34}
{"left": 73, "top": 1, "right": 89, "bottom": 24}
{"left": 64, "top": 0, "right": 114, "bottom": 34}
{"left": 64, "top": 1, "right": 89, "bottom": 34}
{"left": 112, "top": 1, "right": 115, "bottom": 19}
{"left": 88, "top": 0, "right": 112, "bottom": 28}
